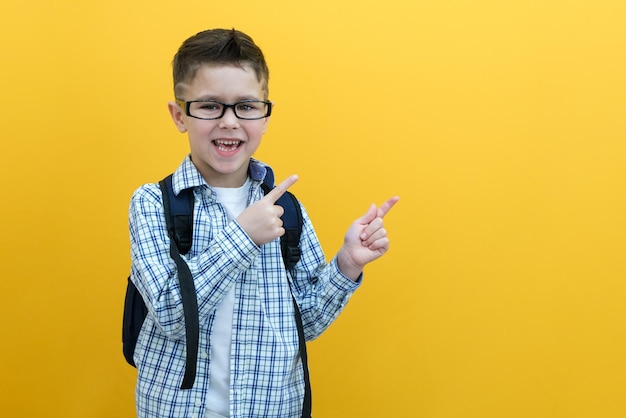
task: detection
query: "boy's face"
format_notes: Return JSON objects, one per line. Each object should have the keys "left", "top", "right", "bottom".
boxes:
{"left": 168, "top": 64, "right": 270, "bottom": 187}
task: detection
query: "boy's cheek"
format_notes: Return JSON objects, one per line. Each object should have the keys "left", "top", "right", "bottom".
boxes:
{"left": 261, "top": 117, "right": 270, "bottom": 134}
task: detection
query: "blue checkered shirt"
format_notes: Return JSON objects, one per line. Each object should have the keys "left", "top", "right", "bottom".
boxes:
{"left": 129, "top": 156, "right": 361, "bottom": 418}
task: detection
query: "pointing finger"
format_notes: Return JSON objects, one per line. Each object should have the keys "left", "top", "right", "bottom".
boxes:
{"left": 265, "top": 175, "right": 299, "bottom": 203}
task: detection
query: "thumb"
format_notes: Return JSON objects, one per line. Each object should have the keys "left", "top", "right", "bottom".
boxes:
{"left": 357, "top": 203, "right": 378, "bottom": 225}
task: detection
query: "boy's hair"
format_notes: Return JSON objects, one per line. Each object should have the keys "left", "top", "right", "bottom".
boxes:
{"left": 172, "top": 28, "right": 270, "bottom": 99}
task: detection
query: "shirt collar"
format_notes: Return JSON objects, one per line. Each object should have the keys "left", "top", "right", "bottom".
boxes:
{"left": 171, "top": 155, "right": 272, "bottom": 196}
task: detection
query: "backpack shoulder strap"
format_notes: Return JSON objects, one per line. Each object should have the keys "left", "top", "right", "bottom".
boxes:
{"left": 261, "top": 172, "right": 303, "bottom": 271}
{"left": 160, "top": 174, "right": 194, "bottom": 255}
{"left": 276, "top": 190, "right": 303, "bottom": 270}
{"left": 261, "top": 171, "right": 310, "bottom": 418}
{"left": 159, "top": 174, "right": 199, "bottom": 390}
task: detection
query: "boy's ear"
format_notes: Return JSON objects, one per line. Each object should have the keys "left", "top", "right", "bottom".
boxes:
{"left": 168, "top": 101, "right": 187, "bottom": 133}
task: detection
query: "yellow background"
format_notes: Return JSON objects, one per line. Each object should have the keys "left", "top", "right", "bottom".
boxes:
{"left": 1, "top": 0, "right": 625, "bottom": 417}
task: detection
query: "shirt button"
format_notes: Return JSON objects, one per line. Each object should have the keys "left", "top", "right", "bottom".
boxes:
{"left": 201, "top": 350, "right": 208, "bottom": 359}
{"left": 195, "top": 400, "right": 202, "bottom": 407}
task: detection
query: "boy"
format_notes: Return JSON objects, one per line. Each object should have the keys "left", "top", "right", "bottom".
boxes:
{"left": 129, "top": 28, "right": 399, "bottom": 418}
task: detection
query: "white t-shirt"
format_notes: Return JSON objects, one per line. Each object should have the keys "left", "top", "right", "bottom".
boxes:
{"left": 206, "top": 178, "right": 250, "bottom": 417}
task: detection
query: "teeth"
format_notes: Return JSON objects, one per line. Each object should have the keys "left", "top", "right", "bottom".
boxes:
{"left": 214, "top": 139, "right": 241, "bottom": 151}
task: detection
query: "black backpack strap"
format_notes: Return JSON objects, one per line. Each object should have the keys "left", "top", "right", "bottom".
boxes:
{"left": 260, "top": 180, "right": 302, "bottom": 269}
{"left": 159, "top": 175, "right": 199, "bottom": 390}
{"left": 277, "top": 190, "right": 310, "bottom": 418}
{"left": 292, "top": 293, "right": 311, "bottom": 418}
{"left": 161, "top": 175, "right": 194, "bottom": 255}
{"left": 261, "top": 179, "right": 311, "bottom": 418}
{"left": 276, "top": 191, "right": 303, "bottom": 270}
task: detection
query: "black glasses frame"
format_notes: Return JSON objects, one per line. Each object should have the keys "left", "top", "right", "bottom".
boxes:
{"left": 175, "top": 99, "right": 273, "bottom": 120}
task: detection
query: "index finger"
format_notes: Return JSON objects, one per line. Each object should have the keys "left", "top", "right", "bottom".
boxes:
{"left": 265, "top": 174, "right": 299, "bottom": 203}
{"left": 377, "top": 196, "right": 400, "bottom": 218}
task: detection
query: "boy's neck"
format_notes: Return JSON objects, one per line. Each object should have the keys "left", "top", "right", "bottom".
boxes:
{"left": 192, "top": 159, "right": 249, "bottom": 188}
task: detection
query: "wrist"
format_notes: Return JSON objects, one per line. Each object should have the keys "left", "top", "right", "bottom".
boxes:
{"left": 337, "top": 248, "right": 363, "bottom": 281}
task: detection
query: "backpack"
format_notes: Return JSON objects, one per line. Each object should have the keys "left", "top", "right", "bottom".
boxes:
{"left": 122, "top": 170, "right": 311, "bottom": 417}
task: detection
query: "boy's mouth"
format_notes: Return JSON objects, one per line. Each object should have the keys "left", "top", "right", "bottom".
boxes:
{"left": 213, "top": 139, "right": 242, "bottom": 152}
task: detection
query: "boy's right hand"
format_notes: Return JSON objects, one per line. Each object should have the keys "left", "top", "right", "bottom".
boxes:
{"left": 236, "top": 175, "right": 299, "bottom": 246}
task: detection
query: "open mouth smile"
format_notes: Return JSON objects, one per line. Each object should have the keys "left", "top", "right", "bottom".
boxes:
{"left": 213, "top": 139, "right": 242, "bottom": 152}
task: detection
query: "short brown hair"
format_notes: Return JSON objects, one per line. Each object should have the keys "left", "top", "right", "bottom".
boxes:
{"left": 172, "top": 28, "right": 269, "bottom": 98}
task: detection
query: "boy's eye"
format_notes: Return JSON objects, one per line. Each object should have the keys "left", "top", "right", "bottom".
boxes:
{"left": 198, "top": 102, "right": 221, "bottom": 111}
{"left": 236, "top": 103, "right": 256, "bottom": 112}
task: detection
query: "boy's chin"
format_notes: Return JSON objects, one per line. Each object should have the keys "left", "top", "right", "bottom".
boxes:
{"left": 198, "top": 160, "right": 250, "bottom": 187}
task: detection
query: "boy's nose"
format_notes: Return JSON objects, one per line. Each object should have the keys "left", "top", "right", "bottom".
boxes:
{"left": 219, "top": 107, "right": 240, "bottom": 127}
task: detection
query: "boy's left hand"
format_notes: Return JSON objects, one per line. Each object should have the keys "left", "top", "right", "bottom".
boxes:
{"left": 337, "top": 196, "right": 400, "bottom": 281}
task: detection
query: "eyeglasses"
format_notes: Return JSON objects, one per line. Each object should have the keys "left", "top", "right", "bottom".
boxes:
{"left": 175, "top": 99, "right": 272, "bottom": 120}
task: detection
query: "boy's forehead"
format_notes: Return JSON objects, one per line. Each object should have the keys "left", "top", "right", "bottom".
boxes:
{"left": 176, "top": 63, "right": 267, "bottom": 99}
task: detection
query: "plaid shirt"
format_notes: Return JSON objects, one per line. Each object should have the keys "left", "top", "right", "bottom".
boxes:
{"left": 129, "top": 156, "right": 360, "bottom": 418}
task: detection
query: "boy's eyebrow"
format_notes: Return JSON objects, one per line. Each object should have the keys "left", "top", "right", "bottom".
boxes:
{"left": 190, "top": 94, "right": 264, "bottom": 102}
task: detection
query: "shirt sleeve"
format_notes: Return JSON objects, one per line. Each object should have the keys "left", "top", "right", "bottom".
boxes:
{"left": 287, "top": 203, "right": 362, "bottom": 341}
